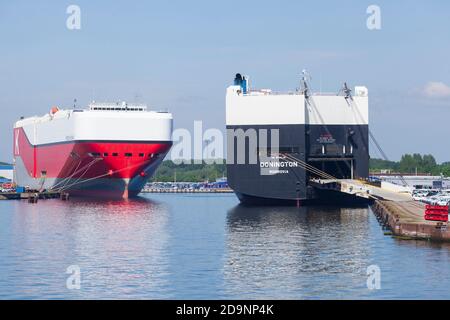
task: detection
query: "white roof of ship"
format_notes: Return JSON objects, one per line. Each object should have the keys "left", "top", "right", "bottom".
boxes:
{"left": 14, "top": 101, "right": 170, "bottom": 128}
{"left": 89, "top": 101, "right": 148, "bottom": 111}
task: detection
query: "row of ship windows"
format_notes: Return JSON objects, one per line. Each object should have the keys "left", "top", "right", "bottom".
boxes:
{"left": 91, "top": 107, "right": 145, "bottom": 111}
{"left": 88, "top": 152, "right": 161, "bottom": 158}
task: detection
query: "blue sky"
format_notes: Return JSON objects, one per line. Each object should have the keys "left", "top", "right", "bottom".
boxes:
{"left": 1, "top": 0, "right": 449, "bottom": 162}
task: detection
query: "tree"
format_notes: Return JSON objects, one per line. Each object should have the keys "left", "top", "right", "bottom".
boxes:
{"left": 441, "top": 162, "right": 450, "bottom": 177}
{"left": 399, "top": 154, "right": 415, "bottom": 173}
{"left": 422, "top": 154, "right": 437, "bottom": 174}
{"left": 373, "top": 154, "right": 445, "bottom": 175}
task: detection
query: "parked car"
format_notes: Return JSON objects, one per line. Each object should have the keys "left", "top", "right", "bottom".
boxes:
{"left": 413, "top": 193, "right": 428, "bottom": 201}
{"left": 436, "top": 196, "right": 450, "bottom": 206}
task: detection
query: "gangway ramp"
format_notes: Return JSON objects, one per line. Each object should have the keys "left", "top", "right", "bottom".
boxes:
{"left": 309, "top": 179, "right": 413, "bottom": 202}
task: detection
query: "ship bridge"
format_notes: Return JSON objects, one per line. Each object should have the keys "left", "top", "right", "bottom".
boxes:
{"left": 89, "top": 101, "right": 147, "bottom": 112}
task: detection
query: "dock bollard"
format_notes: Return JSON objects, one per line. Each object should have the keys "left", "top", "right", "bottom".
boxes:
{"left": 60, "top": 193, "right": 70, "bottom": 201}
{"left": 28, "top": 193, "right": 39, "bottom": 203}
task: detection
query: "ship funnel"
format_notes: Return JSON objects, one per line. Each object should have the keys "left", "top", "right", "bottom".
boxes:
{"left": 233, "top": 73, "right": 249, "bottom": 94}
{"left": 234, "top": 73, "right": 243, "bottom": 86}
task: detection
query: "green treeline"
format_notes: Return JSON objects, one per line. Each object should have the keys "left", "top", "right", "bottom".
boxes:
{"left": 152, "top": 161, "right": 227, "bottom": 182}
{"left": 370, "top": 154, "right": 450, "bottom": 176}
{"left": 153, "top": 154, "right": 450, "bottom": 182}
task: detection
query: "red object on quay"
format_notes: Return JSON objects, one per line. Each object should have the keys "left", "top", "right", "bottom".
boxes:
{"left": 424, "top": 205, "right": 449, "bottom": 222}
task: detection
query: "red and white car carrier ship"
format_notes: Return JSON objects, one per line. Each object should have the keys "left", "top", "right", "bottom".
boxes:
{"left": 13, "top": 102, "right": 173, "bottom": 198}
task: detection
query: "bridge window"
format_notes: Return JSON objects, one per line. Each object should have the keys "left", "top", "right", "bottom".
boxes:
{"left": 125, "top": 153, "right": 133, "bottom": 157}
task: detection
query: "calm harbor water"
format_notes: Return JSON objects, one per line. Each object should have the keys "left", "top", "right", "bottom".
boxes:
{"left": 0, "top": 193, "right": 449, "bottom": 299}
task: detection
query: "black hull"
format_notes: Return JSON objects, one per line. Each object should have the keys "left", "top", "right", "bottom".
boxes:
{"left": 227, "top": 123, "right": 370, "bottom": 206}
{"left": 236, "top": 190, "right": 373, "bottom": 207}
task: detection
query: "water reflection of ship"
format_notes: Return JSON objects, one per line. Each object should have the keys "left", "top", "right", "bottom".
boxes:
{"left": 227, "top": 204, "right": 370, "bottom": 230}
{"left": 66, "top": 195, "right": 163, "bottom": 215}
{"left": 223, "top": 205, "right": 372, "bottom": 299}
{"left": 49, "top": 196, "right": 171, "bottom": 298}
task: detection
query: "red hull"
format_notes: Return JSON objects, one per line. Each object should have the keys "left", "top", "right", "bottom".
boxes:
{"left": 14, "top": 127, "right": 171, "bottom": 197}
